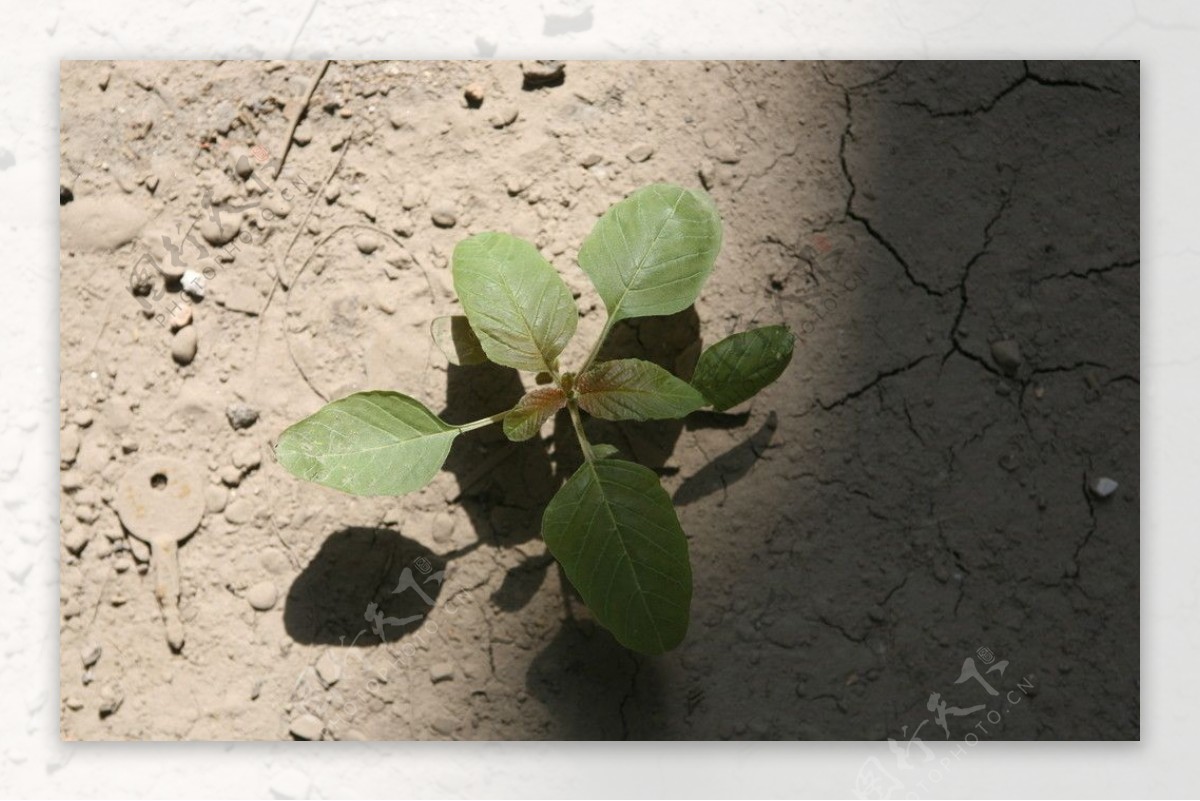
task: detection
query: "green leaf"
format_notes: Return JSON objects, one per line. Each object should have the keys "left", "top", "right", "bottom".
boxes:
{"left": 452, "top": 232, "right": 578, "bottom": 373}
{"left": 576, "top": 358, "right": 706, "bottom": 421}
{"left": 430, "top": 315, "right": 487, "bottom": 366}
{"left": 275, "top": 391, "right": 457, "bottom": 496}
{"left": 541, "top": 459, "right": 692, "bottom": 654}
{"left": 591, "top": 443, "right": 620, "bottom": 460}
{"left": 577, "top": 184, "right": 722, "bottom": 324}
{"left": 503, "top": 387, "right": 566, "bottom": 442}
{"left": 691, "top": 325, "right": 795, "bottom": 411}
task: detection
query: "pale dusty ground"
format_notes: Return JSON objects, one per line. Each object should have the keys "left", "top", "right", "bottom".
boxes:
{"left": 59, "top": 60, "right": 1138, "bottom": 740}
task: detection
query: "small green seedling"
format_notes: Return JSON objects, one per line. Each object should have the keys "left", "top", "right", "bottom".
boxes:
{"left": 275, "top": 184, "right": 794, "bottom": 654}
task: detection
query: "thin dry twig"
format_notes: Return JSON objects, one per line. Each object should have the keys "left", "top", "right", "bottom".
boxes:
{"left": 273, "top": 59, "right": 331, "bottom": 180}
{"left": 252, "top": 127, "right": 353, "bottom": 399}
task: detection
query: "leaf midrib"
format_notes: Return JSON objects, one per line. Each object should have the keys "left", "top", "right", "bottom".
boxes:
{"left": 605, "top": 187, "right": 687, "bottom": 324}
{"left": 585, "top": 461, "right": 668, "bottom": 653}
{"left": 471, "top": 262, "right": 559, "bottom": 372}
{"left": 459, "top": 235, "right": 571, "bottom": 372}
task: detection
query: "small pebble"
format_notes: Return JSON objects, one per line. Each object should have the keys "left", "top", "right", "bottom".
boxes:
{"left": 81, "top": 643, "right": 102, "bottom": 668}
{"left": 489, "top": 106, "right": 519, "bottom": 129}
{"left": 60, "top": 426, "right": 81, "bottom": 466}
{"left": 181, "top": 269, "right": 206, "bottom": 300}
{"left": 232, "top": 444, "right": 262, "bottom": 471}
{"left": 199, "top": 216, "right": 241, "bottom": 247}
{"left": 521, "top": 60, "right": 565, "bottom": 89}
{"left": 168, "top": 304, "right": 193, "bottom": 331}
{"left": 579, "top": 153, "right": 602, "bottom": 168}
{"left": 204, "top": 484, "right": 229, "bottom": 514}
{"left": 289, "top": 713, "right": 324, "bottom": 741}
{"left": 431, "top": 717, "right": 457, "bottom": 736}
{"left": 234, "top": 152, "right": 255, "bottom": 180}
{"left": 990, "top": 339, "right": 1023, "bottom": 374}
{"left": 626, "top": 143, "right": 654, "bottom": 163}
{"left": 430, "top": 662, "right": 455, "bottom": 683}
{"left": 292, "top": 124, "right": 313, "bottom": 146}
{"left": 400, "top": 182, "right": 422, "bottom": 210}
{"left": 464, "top": 82, "right": 485, "bottom": 108}
{"left": 391, "top": 216, "right": 415, "bottom": 238}
{"left": 171, "top": 326, "right": 198, "bottom": 365}
{"left": 64, "top": 697, "right": 84, "bottom": 711}
{"left": 315, "top": 650, "right": 341, "bottom": 687}
{"left": 430, "top": 203, "right": 458, "bottom": 228}
{"left": 348, "top": 192, "right": 378, "bottom": 221}
{"left": 219, "top": 464, "right": 243, "bottom": 487}
{"left": 75, "top": 504, "right": 99, "bottom": 524}
{"left": 1089, "top": 476, "right": 1119, "bottom": 499}
{"left": 505, "top": 175, "right": 532, "bottom": 196}
{"left": 385, "top": 250, "right": 413, "bottom": 270}
{"left": 246, "top": 581, "right": 277, "bottom": 611}
{"left": 64, "top": 526, "right": 92, "bottom": 556}
{"left": 355, "top": 233, "right": 380, "bottom": 254}
{"left": 431, "top": 512, "right": 456, "bottom": 544}
{"left": 98, "top": 684, "right": 123, "bottom": 717}
{"left": 226, "top": 403, "right": 259, "bottom": 430}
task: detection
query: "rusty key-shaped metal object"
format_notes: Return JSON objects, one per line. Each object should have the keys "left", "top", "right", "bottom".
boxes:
{"left": 114, "top": 457, "right": 205, "bottom": 651}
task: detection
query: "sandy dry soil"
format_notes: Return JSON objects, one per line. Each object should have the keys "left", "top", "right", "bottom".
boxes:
{"left": 58, "top": 60, "right": 1138, "bottom": 740}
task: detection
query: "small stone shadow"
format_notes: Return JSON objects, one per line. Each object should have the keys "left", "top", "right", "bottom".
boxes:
{"left": 284, "top": 526, "right": 448, "bottom": 646}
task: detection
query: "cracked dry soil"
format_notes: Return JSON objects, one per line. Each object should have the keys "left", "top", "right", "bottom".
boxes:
{"left": 59, "top": 60, "right": 1138, "bottom": 740}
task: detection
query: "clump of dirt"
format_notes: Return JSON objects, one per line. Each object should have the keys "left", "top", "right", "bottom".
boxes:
{"left": 59, "top": 60, "right": 1138, "bottom": 740}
